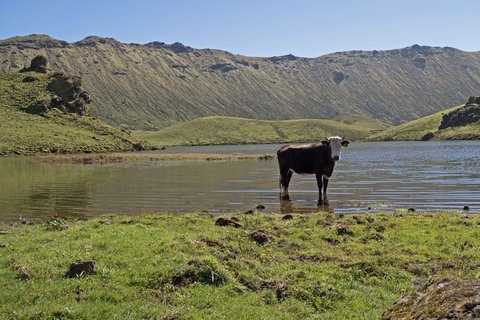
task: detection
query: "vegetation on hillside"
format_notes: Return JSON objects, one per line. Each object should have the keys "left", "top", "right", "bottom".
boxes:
{"left": 2, "top": 35, "right": 480, "bottom": 129}
{"left": 369, "top": 101, "right": 480, "bottom": 141}
{"left": 1, "top": 211, "right": 479, "bottom": 319}
{"left": 134, "top": 116, "right": 388, "bottom": 147}
{"left": 0, "top": 70, "right": 146, "bottom": 155}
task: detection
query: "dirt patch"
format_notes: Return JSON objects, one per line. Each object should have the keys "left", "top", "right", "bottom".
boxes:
{"left": 382, "top": 276, "right": 480, "bottom": 319}
{"left": 11, "top": 264, "right": 33, "bottom": 280}
{"left": 171, "top": 259, "right": 228, "bottom": 287}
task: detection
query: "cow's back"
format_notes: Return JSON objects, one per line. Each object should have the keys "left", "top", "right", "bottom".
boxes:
{"left": 277, "top": 143, "right": 330, "bottom": 174}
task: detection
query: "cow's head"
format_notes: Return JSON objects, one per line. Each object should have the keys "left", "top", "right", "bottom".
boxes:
{"left": 321, "top": 136, "right": 350, "bottom": 161}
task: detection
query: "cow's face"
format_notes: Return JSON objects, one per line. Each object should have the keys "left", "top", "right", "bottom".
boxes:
{"left": 325, "top": 136, "right": 349, "bottom": 161}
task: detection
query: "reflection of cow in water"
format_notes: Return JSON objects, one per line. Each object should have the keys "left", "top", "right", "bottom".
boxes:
{"left": 277, "top": 136, "right": 350, "bottom": 204}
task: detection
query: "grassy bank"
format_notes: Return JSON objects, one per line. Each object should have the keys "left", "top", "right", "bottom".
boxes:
{"left": 1, "top": 211, "right": 479, "bottom": 319}
{"left": 134, "top": 116, "right": 388, "bottom": 147}
{"left": 0, "top": 71, "right": 143, "bottom": 155}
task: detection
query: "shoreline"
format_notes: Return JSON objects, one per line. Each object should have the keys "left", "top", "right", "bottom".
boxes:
{"left": 33, "top": 152, "right": 276, "bottom": 164}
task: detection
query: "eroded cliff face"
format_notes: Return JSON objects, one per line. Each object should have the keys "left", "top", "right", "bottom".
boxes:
{"left": 21, "top": 56, "right": 92, "bottom": 116}
{"left": 439, "top": 96, "right": 480, "bottom": 130}
{"left": 2, "top": 35, "right": 480, "bottom": 129}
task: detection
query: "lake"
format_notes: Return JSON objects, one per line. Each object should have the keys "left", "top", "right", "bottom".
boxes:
{"left": 0, "top": 141, "right": 479, "bottom": 223}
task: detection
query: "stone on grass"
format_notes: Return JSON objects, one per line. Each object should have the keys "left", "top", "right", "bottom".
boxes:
{"left": 249, "top": 230, "right": 270, "bottom": 245}
{"left": 65, "top": 260, "right": 96, "bottom": 278}
{"left": 215, "top": 217, "right": 241, "bottom": 228}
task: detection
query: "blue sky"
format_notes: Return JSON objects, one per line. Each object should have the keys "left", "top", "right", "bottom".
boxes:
{"left": 1, "top": 0, "right": 479, "bottom": 57}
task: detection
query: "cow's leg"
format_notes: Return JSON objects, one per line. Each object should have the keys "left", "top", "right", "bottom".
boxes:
{"left": 315, "top": 172, "right": 323, "bottom": 205}
{"left": 322, "top": 175, "right": 330, "bottom": 204}
{"left": 279, "top": 167, "right": 290, "bottom": 199}
{"left": 285, "top": 169, "right": 293, "bottom": 190}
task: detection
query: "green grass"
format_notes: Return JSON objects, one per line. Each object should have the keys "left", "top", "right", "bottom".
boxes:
{"left": 0, "top": 71, "right": 143, "bottom": 155}
{"left": 134, "top": 116, "right": 388, "bottom": 147}
{"left": 1, "top": 211, "right": 479, "bottom": 319}
{"left": 368, "top": 105, "right": 480, "bottom": 141}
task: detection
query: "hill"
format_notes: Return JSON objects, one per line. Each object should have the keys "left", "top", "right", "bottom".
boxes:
{"left": 2, "top": 35, "right": 480, "bottom": 130}
{"left": 0, "top": 66, "right": 146, "bottom": 155}
{"left": 369, "top": 100, "right": 480, "bottom": 141}
{"left": 133, "top": 116, "right": 388, "bottom": 147}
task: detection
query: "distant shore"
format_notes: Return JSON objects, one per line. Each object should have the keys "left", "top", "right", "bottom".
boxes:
{"left": 34, "top": 152, "right": 276, "bottom": 164}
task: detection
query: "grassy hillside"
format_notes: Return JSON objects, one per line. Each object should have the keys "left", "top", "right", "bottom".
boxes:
{"left": 1, "top": 211, "right": 479, "bottom": 319}
{"left": 2, "top": 35, "right": 480, "bottom": 129}
{"left": 134, "top": 116, "right": 388, "bottom": 147}
{"left": 0, "top": 71, "right": 144, "bottom": 155}
{"left": 369, "top": 105, "right": 480, "bottom": 141}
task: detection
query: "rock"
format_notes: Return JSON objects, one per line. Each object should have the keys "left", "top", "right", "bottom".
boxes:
{"left": 249, "top": 230, "right": 270, "bottom": 245}
{"left": 25, "top": 101, "right": 49, "bottom": 115}
{"left": 412, "top": 57, "right": 426, "bottom": 69}
{"left": 46, "top": 73, "right": 91, "bottom": 116}
{"left": 22, "top": 75, "right": 37, "bottom": 82}
{"left": 333, "top": 71, "right": 348, "bottom": 84}
{"left": 439, "top": 102, "right": 480, "bottom": 129}
{"left": 382, "top": 276, "right": 480, "bottom": 320}
{"left": 352, "top": 215, "right": 365, "bottom": 224}
{"left": 24, "top": 73, "right": 92, "bottom": 116}
{"left": 20, "top": 55, "right": 50, "bottom": 73}
{"left": 420, "top": 131, "right": 435, "bottom": 141}
{"left": 215, "top": 217, "right": 241, "bottom": 228}
{"left": 336, "top": 226, "right": 353, "bottom": 236}
{"left": 65, "top": 260, "right": 96, "bottom": 278}
{"left": 132, "top": 142, "right": 147, "bottom": 151}
{"left": 209, "top": 63, "right": 237, "bottom": 73}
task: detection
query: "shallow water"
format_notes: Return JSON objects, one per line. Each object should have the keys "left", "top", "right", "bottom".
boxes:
{"left": 0, "top": 141, "right": 479, "bottom": 222}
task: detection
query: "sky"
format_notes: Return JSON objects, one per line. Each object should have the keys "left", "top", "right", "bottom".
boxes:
{"left": 1, "top": 0, "right": 479, "bottom": 57}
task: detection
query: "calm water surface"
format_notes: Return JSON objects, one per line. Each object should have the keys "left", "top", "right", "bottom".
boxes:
{"left": 0, "top": 141, "right": 479, "bottom": 222}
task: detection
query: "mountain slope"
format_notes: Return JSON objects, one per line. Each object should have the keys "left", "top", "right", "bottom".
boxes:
{"left": 134, "top": 116, "right": 387, "bottom": 147}
{"left": 0, "top": 70, "right": 145, "bottom": 155}
{"left": 2, "top": 35, "right": 480, "bottom": 129}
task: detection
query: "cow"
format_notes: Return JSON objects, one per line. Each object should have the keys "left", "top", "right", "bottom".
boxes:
{"left": 277, "top": 136, "right": 350, "bottom": 205}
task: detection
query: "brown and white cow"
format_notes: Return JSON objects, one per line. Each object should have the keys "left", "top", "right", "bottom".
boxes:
{"left": 277, "top": 136, "right": 349, "bottom": 204}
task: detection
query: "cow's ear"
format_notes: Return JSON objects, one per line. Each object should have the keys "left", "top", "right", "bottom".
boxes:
{"left": 341, "top": 140, "right": 350, "bottom": 147}
{"left": 321, "top": 140, "right": 330, "bottom": 146}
